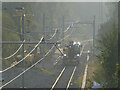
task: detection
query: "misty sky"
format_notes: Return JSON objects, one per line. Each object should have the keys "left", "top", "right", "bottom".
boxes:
{"left": 64, "top": 2, "right": 109, "bottom": 32}
{"left": 32, "top": 2, "right": 109, "bottom": 32}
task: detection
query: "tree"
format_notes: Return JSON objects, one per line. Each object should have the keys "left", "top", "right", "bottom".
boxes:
{"left": 95, "top": 18, "right": 118, "bottom": 88}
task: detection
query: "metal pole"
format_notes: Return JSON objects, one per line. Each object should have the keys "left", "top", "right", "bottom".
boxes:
{"left": 22, "top": 13, "right": 25, "bottom": 88}
{"left": 20, "top": 11, "right": 22, "bottom": 40}
{"left": 93, "top": 16, "right": 95, "bottom": 58}
{"left": 51, "top": 14, "right": 53, "bottom": 54}
{"left": 62, "top": 16, "right": 64, "bottom": 47}
{"left": 42, "top": 13, "right": 45, "bottom": 68}
{"left": 29, "top": 32, "right": 31, "bottom": 53}
{"left": 43, "top": 13, "right": 45, "bottom": 58}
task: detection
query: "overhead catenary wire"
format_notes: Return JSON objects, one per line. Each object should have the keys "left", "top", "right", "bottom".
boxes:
{"left": 0, "top": 36, "right": 44, "bottom": 73}
{"left": 58, "top": 20, "right": 83, "bottom": 42}
{"left": 60, "top": 21, "right": 93, "bottom": 43}
{"left": 0, "top": 45, "right": 55, "bottom": 89}
{"left": 1, "top": 27, "right": 59, "bottom": 72}
{"left": 0, "top": 28, "right": 59, "bottom": 72}
{"left": 47, "top": 23, "right": 74, "bottom": 42}
{"left": 1, "top": 27, "right": 57, "bottom": 60}
{"left": 1, "top": 21, "right": 75, "bottom": 88}
{"left": 64, "top": 25, "right": 71, "bottom": 32}
{"left": 0, "top": 40, "right": 25, "bottom": 60}
{"left": 64, "top": 23, "right": 74, "bottom": 33}
{"left": 58, "top": 24, "right": 74, "bottom": 42}
{"left": 52, "top": 22, "right": 76, "bottom": 65}
{"left": 46, "top": 28, "right": 57, "bottom": 40}
{"left": 1, "top": 21, "right": 78, "bottom": 88}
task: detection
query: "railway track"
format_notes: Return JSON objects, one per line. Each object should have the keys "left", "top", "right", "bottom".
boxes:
{"left": 51, "top": 44, "right": 85, "bottom": 89}
{"left": 51, "top": 66, "right": 77, "bottom": 89}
